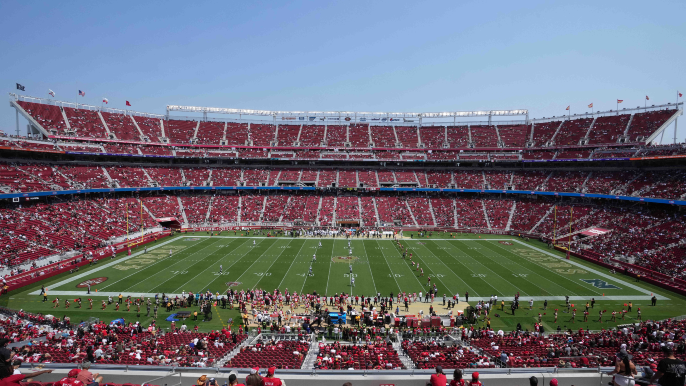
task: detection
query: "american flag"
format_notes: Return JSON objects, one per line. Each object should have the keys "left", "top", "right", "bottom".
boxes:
{"left": 78, "top": 90, "right": 85, "bottom": 97}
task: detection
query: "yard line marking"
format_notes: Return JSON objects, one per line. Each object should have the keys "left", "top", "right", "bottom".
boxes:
{"left": 180, "top": 238, "right": 272, "bottom": 293}
{"left": 30, "top": 236, "right": 181, "bottom": 294}
{"left": 483, "top": 240, "right": 590, "bottom": 296}
{"left": 145, "top": 238, "right": 240, "bottom": 293}
{"left": 395, "top": 241, "right": 456, "bottom": 295}
{"left": 375, "top": 239, "right": 423, "bottom": 293}
{"left": 253, "top": 239, "right": 304, "bottom": 290}
{"left": 474, "top": 240, "right": 576, "bottom": 297}
{"left": 447, "top": 240, "right": 530, "bottom": 296}
{"left": 512, "top": 240, "right": 669, "bottom": 300}
{"left": 276, "top": 239, "right": 317, "bottom": 291}
{"left": 359, "top": 239, "right": 377, "bottom": 295}
{"left": 449, "top": 239, "right": 532, "bottom": 296}
{"left": 323, "top": 239, "right": 335, "bottom": 296}
{"left": 410, "top": 240, "right": 478, "bottom": 296}
{"left": 369, "top": 240, "right": 401, "bottom": 294}
{"left": 432, "top": 240, "right": 502, "bottom": 296}
{"left": 131, "top": 237, "right": 233, "bottom": 293}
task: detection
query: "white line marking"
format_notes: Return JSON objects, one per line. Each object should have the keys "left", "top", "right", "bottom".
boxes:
{"left": 512, "top": 240, "right": 669, "bottom": 300}
{"left": 31, "top": 237, "right": 180, "bottom": 294}
{"left": 252, "top": 239, "right": 303, "bottom": 290}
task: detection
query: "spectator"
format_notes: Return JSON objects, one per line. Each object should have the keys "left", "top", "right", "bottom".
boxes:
{"left": 228, "top": 374, "right": 245, "bottom": 386}
{"left": 0, "top": 338, "right": 11, "bottom": 367}
{"left": 261, "top": 367, "right": 282, "bottom": 386}
{"left": 651, "top": 345, "right": 686, "bottom": 386}
{"left": 54, "top": 369, "right": 84, "bottom": 386}
{"left": 470, "top": 372, "right": 483, "bottom": 386}
{"left": 76, "top": 362, "right": 103, "bottom": 386}
{"left": 428, "top": 366, "right": 446, "bottom": 386}
{"left": 0, "top": 368, "right": 53, "bottom": 386}
{"left": 529, "top": 376, "right": 538, "bottom": 386}
{"left": 449, "top": 369, "right": 465, "bottom": 386}
{"left": 10, "top": 360, "right": 22, "bottom": 375}
{"left": 246, "top": 368, "right": 262, "bottom": 386}
{"left": 607, "top": 349, "right": 636, "bottom": 386}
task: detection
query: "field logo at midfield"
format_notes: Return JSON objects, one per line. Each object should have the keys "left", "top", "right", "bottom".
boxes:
{"left": 580, "top": 279, "right": 621, "bottom": 290}
{"left": 499, "top": 241, "right": 513, "bottom": 245}
{"left": 225, "top": 282, "right": 241, "bottom": 287}
{"left": 76, "top": 277, "right": 108, "bottom": 288}
{"left": 184, "top": 238, "right": 201, "bottom": 241}
{"left": 332, "top": 256, "right": 358, "bottom": 263}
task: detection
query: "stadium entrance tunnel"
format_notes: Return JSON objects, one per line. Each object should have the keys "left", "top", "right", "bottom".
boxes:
{"left": 156, "top": 216, "right": 181, "bottom": 229}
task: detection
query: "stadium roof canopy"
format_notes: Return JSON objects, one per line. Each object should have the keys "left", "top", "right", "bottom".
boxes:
{"left": 166, "top": 104, "right": 529, "bottom": 119}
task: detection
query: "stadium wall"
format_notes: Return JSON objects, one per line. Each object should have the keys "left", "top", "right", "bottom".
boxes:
{"left": 2, "top": 186, "right": 685, "bottom": 206}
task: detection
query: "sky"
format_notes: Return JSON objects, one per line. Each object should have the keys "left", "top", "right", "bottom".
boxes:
{"left": 0, "top": 0, "right": 684, "bottom": 142}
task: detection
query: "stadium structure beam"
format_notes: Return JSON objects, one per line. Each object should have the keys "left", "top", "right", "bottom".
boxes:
{"left": 165, "top": 105, "right": 529, "bottom": 120}
{"left": 644, "top": 108, "right": 683, "bottom": 145}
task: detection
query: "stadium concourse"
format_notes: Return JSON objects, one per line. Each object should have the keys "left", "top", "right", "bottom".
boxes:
{"left": 0, "top": 96, "right": 685, "bottom": 385}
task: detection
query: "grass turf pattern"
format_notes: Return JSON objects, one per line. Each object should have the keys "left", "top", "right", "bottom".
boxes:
{"left": 3, "top": 232, "right": 684, "bottom": 333}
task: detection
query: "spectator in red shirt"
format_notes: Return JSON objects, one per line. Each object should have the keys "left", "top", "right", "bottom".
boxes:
{"left": 429, "top": 366, "right": 446, "bottom": 386}
{"left": 470, "top": 372, "right": 482, "bottom": 386}
{"left": 449, "top": 369, "right": 466, "bottom": 386}
{"left": 261, "top": 367, "right": 282, "bottom": 386}
{"left": 0, "top": 369, "right": 53, "bottom": 386}
{"left": 54, "top": 369, "right": 85, "bottom": 386}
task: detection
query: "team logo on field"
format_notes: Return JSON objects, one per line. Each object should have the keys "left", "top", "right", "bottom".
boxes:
{"left": 417, "top": 242, "right": 426, "bottom": 245}
{"left": 332, "top": 256, "right": 358, "bottom": 263}
{"left": 76, "top": 277, "right": 108, "bottom": 288}
{"left": 184, "top": 238, "right": 201, "bottom": 241}
{"left": 225, "top": 282, "right": 242, "bottom": 287}
{"left": 499, "top": 241, "right": 513, "bottom": 245}
{"left": 580, "top": 279, "right": 621, "bottom": 290}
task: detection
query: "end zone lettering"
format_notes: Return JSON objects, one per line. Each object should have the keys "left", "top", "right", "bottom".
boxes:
{"left": 76, "top": 277, "right": 108, "bottom": 288}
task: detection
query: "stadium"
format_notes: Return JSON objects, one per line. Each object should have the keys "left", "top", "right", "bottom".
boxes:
{"left": 2, "top": 3, "right": 686, "bottom": 386}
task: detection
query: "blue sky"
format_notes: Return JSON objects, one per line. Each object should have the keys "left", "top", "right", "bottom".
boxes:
{"left": 1, "top": 1, "right": 684, "bottom": 141}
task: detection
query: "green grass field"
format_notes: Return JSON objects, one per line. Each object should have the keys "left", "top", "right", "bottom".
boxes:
{"left": 3, "top": 231, "right": 685, "bottom": 333}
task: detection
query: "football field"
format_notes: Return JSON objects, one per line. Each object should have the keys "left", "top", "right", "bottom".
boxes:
{"left": 27, "top": 234, "right": 666, "bottom": 301}
{"left": 5, "top": 233, "right": 684, "bottom": 332}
